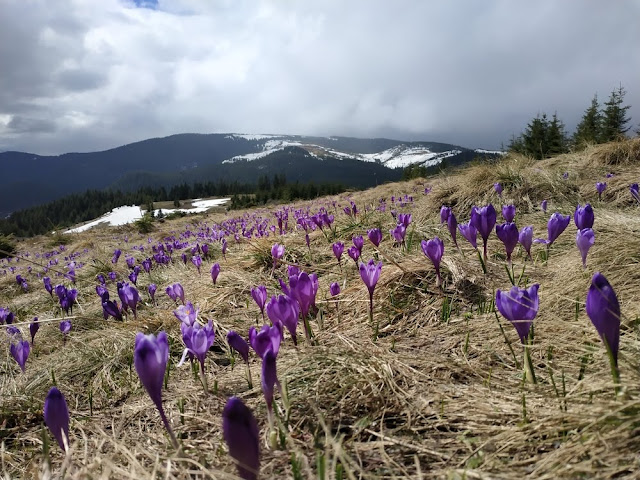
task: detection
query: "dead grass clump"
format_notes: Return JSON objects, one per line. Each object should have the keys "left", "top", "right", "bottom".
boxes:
{"left": 587, "top": 137, "right": 640, "bottom": 166}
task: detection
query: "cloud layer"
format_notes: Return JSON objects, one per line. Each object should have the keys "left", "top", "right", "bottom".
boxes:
{"left": 1, "top": 0, "right": 639, "bottom": 154}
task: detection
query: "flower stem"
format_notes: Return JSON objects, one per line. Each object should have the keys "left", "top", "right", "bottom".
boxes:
{"left": 157, "top": 402, "right": 179, "bottom": 450}
{"left": 493, "top": 310, "right": 520, "bottom": 369}
{"left": 603, "top": 337, "right": 621, "bottom": 395}
{"left": 523, "top": 343, "right": 537, "bottom": 384}
{"left": 245, "top": 361, "right": 253, "bottom": 389}
{"left": 200, "top": 361, "right": 208, "bottom": 394}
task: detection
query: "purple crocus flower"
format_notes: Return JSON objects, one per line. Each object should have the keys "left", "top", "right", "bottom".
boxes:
{"left": 43, "top": 276, "right": 53, "bottom": 296}
{"left": 352, "top": 235, "right": 364, "bottom": 253}
{"left": 167, "top": 283, "right": 185, "bottom": 304}
{"left": 586, "top": 272, "right": 620, "bottom": 369}
{"left": 249, "top": 324, "right": 281, "bottom": 359}
{"left": 470, "top": 204, "right": 497, "bottom": 260}
{"left": 128, "top": 270, "right": 138, "bottom": 285}
{"left": 148, "top": 283, "right": 157, "bottom": 304}
{"left": 108, "top": 271, "right": 117, "bottom": 282}
{"left": 142, "top": 258, "right": 152, "bottom": 273}
{"left": 332, "top": 241, "right": 345, "bottom": 264}
{"left": 211, "top": 263, "right": 221, "bottom": 285}
{"left": 96, "top": 284, "right": 109, "bottom": 301}
{"left": 174, "top": 301, "right": 199, "bottom": 326}
{"left": 112, "top": 249, "right": 122, "bottom": 264}
{"left": 29, "top": 318, "right": 39, "bottom": 344}
{"left": 181, "top": 253, "right": 188, "bottom": 265}
{"left": 576, "top": 228, "right": 595, "bottom": 268}
{"left": 359, "top": 259, "right": 382, "bottom": 321}
{"left": 541, "top": 200, "right": 548, "bottom": 212}
{"left": 271, "top": 243, "right": 284, "bottom": 260}
{"left": 495, "top": 284, "right": 540, "bottom": 343}
{"left": 266, "top": 294, "right": 300, "bottom": 345}
{"left": 251, "top": 285, "right": 268, "bottom": 320}
{"left": 562, "top": 172, "right": 569, "bottom": 180}
{"left": 535, "top": 212, "right": 571, "bottom": 247}
{"left": 180, "top": 320, "right": 215, "bottom": 391}
{"left": 502, "top": 205, "right": 516, "bottom": 223}
{"left": 398, "top": 213, "right": 412, "bottom": 228}
{"left": 496, "top": 222, "right": 519, "bottom": 264}
{"left": 347, "top": 245, "right": 361, "bottom": 264}
{"left": 494, "top": 183, "right": 503, "bottom": 196}
{"left": 201, "top": 244, "right": 209, "bottom": 258}
{"left": 222, "top": 238, "right": 228, "bottom": 259}
{"left": 102, "top": 299, "right": 123, "bottom": 321}
{"left": 367, "top": 228, "right": 383, "bottom": 248}
{"left": 10, "top": 340, "right": 30, "bottom": 372}
{"left": 126, "top": 256, "right": 135, "bottom": 269}
{"left": 261, "top": 350, "right": 279, "bottom": 427}
{"left": 596, "top": 182, "right": 607, "bottom": 200}
{"left": 574, "top": 204, "right": 594, "bottom": 230}
{"left": 227, "top": 331, "right": 250, "bottom": 364}
{"left": 630, "top": 183, "right": 640, "bottom": 203}
{"left": 518, "top": 226, "right": 534, "bottom": 260}
{"left": 421, "top": 238, "right": 444, "bottom": 286}
{"left": 390, "top": 224, "right": 407, "bottom": 245}
{"left": 458, "top": 222, "right": 478, "bottom": 249}
{"left": 120, "top": 283, "right": 140, "bottom": 318}
{"left": 222, "top": 397, "right": 260, "bottom": 480}
{"left": 60, "top": 320, "right": 71, "bottom": 344}
{"left": 288, "top": 272, "right": 317, "bottom": 320}
{"left": 134, "top": 331, "right": 178, "bottom": 448}
{"left": 44, "top": 387, "right": 70, "bottom": 452}
{"left": 440, "top": 206, "right": 451, "bottom": 224}
{"left": 96, "top": 274, "right": 106, "bottom": 285}
{"left": 447, "top": 212, "right": 458, "bottom": 248}
{"left": 329, "top": 282, "right": 340, "bottom": 297}
{"left": 191, "top": 255, "right": 203, "bottom": 274}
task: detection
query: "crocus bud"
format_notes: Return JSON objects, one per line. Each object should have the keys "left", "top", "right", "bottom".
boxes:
{"left": 222, "top": 397, "right": 260, "bottom": 480}
{"left": 367, "top": 228, "right": 382, "bottom": 248}
{"left": 586, "top": 273, "right": 620, "bottom": 366}
{"left": 518, "top": 225, "right": 533, "bottom": 260}
{"left": 495, "top": 284, "right": 540, "bottom": 343}
{"left": 496, "top": 222, "right": 519, "bottom": 262}
{"left": 576, "top": 228, "right": 595, "bottom": 268}
{"left": 329, "top": 282, "right": 341, "bottom": 297}
{"left": 266, "top": 295, "right": 299, "bottom": 345}
{"left": 134, "top": 332, "right": 169, "bottom": 410}
{"left": 439, "top": 206, "right": 451, "bottom": 224}
{"left": 421, "top": 237, "right": 444, "bottom": 285}
{"left": 502, "top": 205, "right": 516, "bottom": 223}
{"left": 44, "top": 387, "right": 70, "bottom": 452}
{"left": 29, "top": 318, "right": 39, "bottom": 344}
{"left": 227, "top": 331, "right": 250, "bottom": 363}
{"left": 10, "top": 340, "right": 30, "bottom": 372}
{"left": 211, "top": 263, "right": 221, "bottom": 285}
{"left": 458, "top": 221, "right": 478, "bottom": 249}
{"left": 574, "top": 204, "right": 594, "bottom": 230}
{"left": 251, "top": 285, "right": 267, "bottom": 315}
{"left": 332, "top": 242, "right": 344, "bottom": 261}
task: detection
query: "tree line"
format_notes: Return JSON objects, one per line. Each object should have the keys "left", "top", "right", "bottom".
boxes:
{"left": 509, "top": 85, "right": 635, "bottom": 159}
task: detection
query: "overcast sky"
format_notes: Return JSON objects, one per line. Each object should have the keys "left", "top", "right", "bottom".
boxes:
{"left": 1, "top": 0, "right": 639, "bottom": 154}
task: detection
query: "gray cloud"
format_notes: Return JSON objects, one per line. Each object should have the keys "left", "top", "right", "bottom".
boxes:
{"left": 0, "top": 0, "right": 639, "bottom": 154}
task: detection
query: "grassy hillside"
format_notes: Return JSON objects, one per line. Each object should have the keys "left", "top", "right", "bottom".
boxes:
{"left": 1, "top": 138, "right": 639, "bottom": 479}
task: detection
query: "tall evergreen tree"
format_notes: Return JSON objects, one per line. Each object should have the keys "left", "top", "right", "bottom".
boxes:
{"left": 523, "top": 114, "right": 550, "bottom": 160}
{"left": 573, "top": 94, "right": 602, "bottom": 148}
{"left": 601, "top": 85, "right": 632, "bottom": 142}
{"left": 546, "top": 113, "right": 568, "bottom": 156}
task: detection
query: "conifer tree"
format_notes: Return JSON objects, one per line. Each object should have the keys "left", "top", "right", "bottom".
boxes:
{"left": 601, "top": 85, "right": 631, "bottom": 142}
{"left": 523, "top": 114, "right": 549, "bottom": 160}
{"left": 573, "top": 94, "right": 602, "bottom": 148}
{"left": 546, "top": 113, "right": 568, "bottom": 156}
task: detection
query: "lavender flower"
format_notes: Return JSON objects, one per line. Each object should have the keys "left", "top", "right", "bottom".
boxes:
{"left": 29, "top": 318, "right": 39, "bottom": 344}
{"left": 192, "top": 255, "right": 202, "bottom": 274}
{"left": 251, "top": 285, "right": 268, "bottom": 320}
{"left": 174, "top": 301, "right": 199, "bottom": 326}
{"left": 541, "top": 200, "right": 548, "bottom": 212}
{"left": 535, "top": 212, "right": 571, "bottom": 247}
{"left": 227, "top": 331, "right": 250, "bottom": 364}
{"left": 447, "top": 212, "right": 459, "bottom": 248}
{"left": 494, "top": 183, "right": 503, "bottom": 196}
{"left": 458, "top": 221, "right": 478, "bottom": 249}
{"left": 495, "top": 284, "right": 540, "bottom": 343}
{"left": 440, "top": 206, "right": 451, "bottom": 224}
{"left": 148, "top": 283, "right": 157, "bottom": 304}
{"left": 631, "top": 183, "right": 640, "bottom": 203}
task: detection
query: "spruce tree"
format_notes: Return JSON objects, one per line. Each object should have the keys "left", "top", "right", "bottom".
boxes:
{"left": 523, "top": 114, "right": 549, "bottom": 160}
{"left": 573, "top": 94, "right": 602, "bottom": 148}
{"left": 546, "top": 113, "right": 568, "bottom": 156}
{"left": 601, "top": 85, "right": 631, "bottom": 142}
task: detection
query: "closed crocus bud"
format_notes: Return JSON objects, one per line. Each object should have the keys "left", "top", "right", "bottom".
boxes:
{"left": 390, "top": 224, "right": 406, "bottom": 244}
{"left": 502, "top": 205, "right": 516, "bottom": 223}
{"left": 211, "top": 263, "right": 221, "bottom": 285}
{"left": 329, "top": 282, "right": 341, "bottom": 297}
{"left": 496, "top": 222, "right": 519, "bottom": 263}
{"left": 458, "top": 222, "right": 478, "bottom": 249}
{"left": 227, "top": 331, "right": 250, "bottom": 363}
{"left": 495, "top": 284, "right": 540, "bottom": 343}
{"left": 249, "top": 324, "right": 281, "bottom": 359}
{"left": 447, "top": 212, "right": 458, "bottom": 247}
{"left": 332, "top": 242, "right": 344, "bottom": 261}
{"left": 122, "top": 284, "right": 140, "bottom": 318}
{"left": 367, "top": 228, "right": 383, "bottom": 248}
{"left": 96, "top": 284, "right": 109, "bottom": 301}
{"left": 266, "top": 295, "right": 300, "bottom": 345}
{"left": 352, "top": 235, "right": 364, "bottom": 253}
{"left": 29, "top": 318, "right": 39, "bottom": 344}
{"left": 596, "top": 182, "right": 607, "bottom": 199}
{"left": 470, "top": 204, "right": 496, "bottom": 245}
{"left": 10, "top": 340, "right": 30, "bottom": 372}
{"left": 536, "top": 212, "right": 571, "bottom": 246}
{"left": 271, "top": 243, "right": 284, "bottom": 260}
{"left": 421, "top": 238, "right": 444, "bottom": 286}
{"left": 440, "top": 206, "right": 451, "bottom": 224}
{"left": 574, "top": 204, "right": 594, "bottom": 230}
{"left": 44, "top": 387, "right": 70, "bottom": 452}
{"left": 518, "top": 226, "right": 534, "bottom": 260}
{"left": 586, "top": 273, "right": 620, "bottom": 359}
{"left": 576, "top": 228, "right": 595, "bottom": 268}
{"left": 359, "top": 259, "right": 382, "bottom": 299}
{"left": 43, "top": 276, "right": 53, "bottom": 296}
{"left": 630, "top": 183, "right": 640, "bottom": 203}
{"left": 148, "top": 283, "right": 157, "bottom": 303}
{"left": 541, "top": 200, "right": 548, "bottom": 212}
{"left": 222, "top": 397, "right": 260, "bottom": 480}
{"left": 191, "top": 255, "right": 202, "bottom": 274}
{"left": 347, "top": 245, "right": 361, "bottom": 263}
{"left": 261, "top": 350, "right": 279, "bottom": 416}
{"left": 251, "top": 285, "right": 267, "bottom": 315}
{"left": 289, "top": 272, "right": 316, "bottom": 319}
{"left": 494, "top": 183, "right": 503, "bottom": 196}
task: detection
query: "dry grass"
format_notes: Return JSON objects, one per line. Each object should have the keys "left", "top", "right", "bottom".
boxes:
{"left": 2, "top": 139, "right": 640, "bottom": 479}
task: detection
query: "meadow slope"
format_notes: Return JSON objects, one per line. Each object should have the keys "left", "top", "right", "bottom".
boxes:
{"left": 1, "top": 138, "right": 640, "bottom": 479}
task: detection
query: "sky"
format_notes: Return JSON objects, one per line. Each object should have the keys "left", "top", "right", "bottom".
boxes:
{"left": 1, "top": 0, "right": 639, "bottom": 155}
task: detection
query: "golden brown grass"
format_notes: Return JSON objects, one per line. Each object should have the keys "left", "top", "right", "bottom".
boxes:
{"left": 1, "top": 139, "right": 640, "bottom": 479}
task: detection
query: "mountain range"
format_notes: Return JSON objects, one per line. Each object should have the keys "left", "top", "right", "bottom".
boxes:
{"left": 0, "top": 133, "right": 502, "bottom": 217}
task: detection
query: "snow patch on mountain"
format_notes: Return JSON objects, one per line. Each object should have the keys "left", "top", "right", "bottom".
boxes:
{"left": 475, "top": 148, "right": 506, "bottom": 155}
